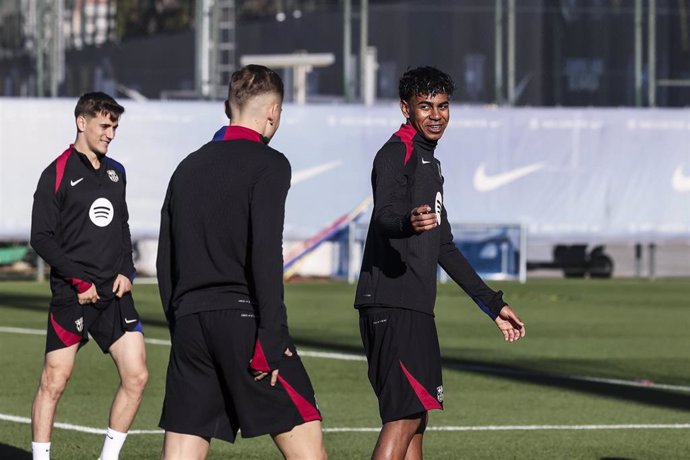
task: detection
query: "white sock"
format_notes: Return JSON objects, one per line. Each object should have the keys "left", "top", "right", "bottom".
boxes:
{"left": 99, "top": 427, "right": 127, "bottom": 460}
{"left": 32, "top": 442, "right": 51, "bottom": 460}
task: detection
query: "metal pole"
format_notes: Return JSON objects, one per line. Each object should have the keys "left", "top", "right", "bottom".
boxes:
{"left": 634, "top": 0, "right": 642, "bottom": 106}
{"left": 36, "top": 0, "right": 45, "bottom": 97}
{"left": 359, "top": 0, "right": 368, "bottom": 101}
{"left": 343, "top": 0, "right": 354, "bottom": 102}
{"left": 363, "top": 46, "right": 377, "bottom": 105}
{"left": 495, "top": 0, "right": 503, "bottom": 105}
{"left": 507, "top": 0, "right": 515, "bottom": 105}
{"left": 195, "top": 0, "right": 211, "bottom": 98}
{"left": 648, "top": 0, "right": 656, "bottom": 106}
{"left": 210, "top": 1, "right": 220, "bottom": 98}
{"left": 50, "top": 0, "right": 65, "bottom": 98}
{"left": 294, "top": 64, "right": 307, "bottom": 105}
{"left": 648, "top": 243, "right": 656, "bottom": 280}
{"left": 347, "top": 221, "right": 356, "bottom": 284}
{"left": 519, "top": 223, "right": 527, "bottom": 283}
{"left": 37, "top": 256, "right": 45, "bottom": 282}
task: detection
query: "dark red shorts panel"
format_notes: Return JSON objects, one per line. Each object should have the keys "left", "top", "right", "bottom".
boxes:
{"left": 359, "top": 307, "right": 444, "bottom": 423}
{"left": 159, "top": 309, "right": 321, "bottom": 443}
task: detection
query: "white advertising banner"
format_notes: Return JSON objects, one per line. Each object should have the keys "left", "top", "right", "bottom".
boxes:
{"left": 1, "top": 98, "right": 688, "bottom": 242}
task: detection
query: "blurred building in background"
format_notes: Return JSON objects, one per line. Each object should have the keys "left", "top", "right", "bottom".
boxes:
{"left": 2, "top": 1, "right": 689, "bottom": 280}
{"left": 2, "top": 0, "right": 690, "bottom": 106}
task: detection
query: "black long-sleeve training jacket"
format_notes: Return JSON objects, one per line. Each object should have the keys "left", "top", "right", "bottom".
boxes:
{"left": 157, "top": 125, "right": 291, "bottom": 372}
{"left": 354, "top": 124, "right": 506, "bottom": 319}
{"left": 31, "top": 145, "right": 136, "bottom": 306}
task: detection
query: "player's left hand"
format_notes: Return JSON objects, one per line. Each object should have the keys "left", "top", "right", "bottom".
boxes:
{"left": 253, "top": 348, "right": 293, "bottom": 386}
{"left": 410, "top": 205, "right": 438, "bottom": 233}
{"left": 494, "top": 305, "right": 525, "bottom": 342}
{"left": 112, "top": 274, "right": 132, "bottom": 298}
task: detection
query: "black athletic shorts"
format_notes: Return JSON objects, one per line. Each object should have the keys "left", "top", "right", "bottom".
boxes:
{"left": 359, "top": 307, "right": 444, "bottom": 423}
{"left": 159, "top": 309, "right": 321, "bottom": 443}
{"left": 46, "top": 293, "right": 143, "bottom": 354}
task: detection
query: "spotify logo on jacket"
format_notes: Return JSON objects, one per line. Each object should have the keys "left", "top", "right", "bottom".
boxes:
{"left": 89, "top": 198, "right": 114, "bottom": 227}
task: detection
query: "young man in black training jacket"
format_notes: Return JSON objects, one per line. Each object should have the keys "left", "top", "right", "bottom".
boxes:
{"left": 156, "top": 64, "right": 327, "bottom": 460}
{"left": 355, "top": 66, "right": 526, "bottom": 460}
{"left": 30, "top": 92, "right": 148, "bottom": 460}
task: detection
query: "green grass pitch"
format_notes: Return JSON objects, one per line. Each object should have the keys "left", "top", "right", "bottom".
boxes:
{"left": 1, "top": 279, "right": 689, "bottom": 459}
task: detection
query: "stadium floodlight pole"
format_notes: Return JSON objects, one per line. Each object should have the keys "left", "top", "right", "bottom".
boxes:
{"left": 648, "top": 0, "right": 656, "bottom": 107}
{"left": 495, "top": 0, "right": 504, "bottom": 105}
{"left": 634, "top": 0, "right": 642, "bottom": 106}
{"left": 360, "top": 0, "right": 368, "bottom": 102}
{"left": 507, "top": 0, "right": 515, "bottom": 105}
{"left": 343, "top": 0, "right": 355, "bottom": 102}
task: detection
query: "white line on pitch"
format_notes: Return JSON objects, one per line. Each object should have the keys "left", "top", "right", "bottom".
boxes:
{"left": 0, "top": 326, "right": 46, "bottom": 336}
{"left": 299, "top": 350, "right": 366, "bottom": 361}
{"left": 2, "top": 414, "right": 690, "bottom": 435}
{"left": 2, "top": 326, "right": 690, "bottom": 392}
{"left": 0, "top": 414, "right": 162, "bottom": 435}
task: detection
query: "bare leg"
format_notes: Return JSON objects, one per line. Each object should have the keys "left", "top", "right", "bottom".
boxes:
{"left": 404, "top": 412, "right": 428, "bottom": 460}
{"left": 161, "top": 432, "right": 210, "bottom": 460}
{"left": 272, "top": 420, "right": 327, "bottom": 460}
{"left": 371, "top": 412, "right": 426, "bottom": 460}
{"left": 31, "top": 344, "right": 79, "bottom": 442}
{"left": 108, "top": 331, "right": 148, "bottom": 431}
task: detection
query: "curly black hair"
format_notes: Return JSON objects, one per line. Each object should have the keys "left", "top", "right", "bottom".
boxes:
{"left": 398, "top": 66, "right": 455, "bottom": 102}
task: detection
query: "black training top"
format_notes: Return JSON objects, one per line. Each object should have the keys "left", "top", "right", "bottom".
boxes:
{"left": 31, "top": 145, "right": 136, "bottom": 307}
{"left": 157, "top": 125, "right": 291, "bottom": 371}
{"left": 354, "top": 124, "right": 506, "bottom": 319}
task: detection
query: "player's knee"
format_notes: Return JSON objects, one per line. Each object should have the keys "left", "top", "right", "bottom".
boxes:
{"left": 123, "top": 367, "right": 148, "bottom": 395}
{"left": 39, "top": 367, "right": 70, "bottom": 400}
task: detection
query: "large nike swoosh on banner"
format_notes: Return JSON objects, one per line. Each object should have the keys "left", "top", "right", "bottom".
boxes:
{"left": 473, "top": 162, "right": 545, "bottom": 192}
{"left": 672, "top": 166, "right": 690, "bottom": 192}
{"left": 292, "top": 161, "right": 342, "bottom": 185}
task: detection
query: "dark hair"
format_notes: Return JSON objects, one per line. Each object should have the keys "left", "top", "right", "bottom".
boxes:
{"left": 74, "top": 92, "right": 124, "bottom": 120}
{"left": 398, "top": 66, "right": 455, "bottom": 102}
{"left": 228, "top": 64, "right": 284, "bottom": 108}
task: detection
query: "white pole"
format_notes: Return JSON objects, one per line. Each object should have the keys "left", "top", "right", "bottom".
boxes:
{"left": 347, "top": 221, "right": 356, "bottom": 284}
{"left": 196, "top": 0, "right": 212, "bottom": 98}
{"left": 363, "top": 46, "right": 377, "bottom": 106}
{"left": 294, "top": 64, "right": 308, "bottom": 105}
{"left": 519, "top": 223, "right": 527, "bottom": 283}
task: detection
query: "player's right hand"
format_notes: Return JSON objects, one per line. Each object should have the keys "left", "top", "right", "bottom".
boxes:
{"left": 410, "top": 205, "right": 438, "bottom": 233}
{"left": 252, "top": 348, "right": 293, "bottom": 386}
{"left": 77, "top": 283, "right": 99, "bottom": 305}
